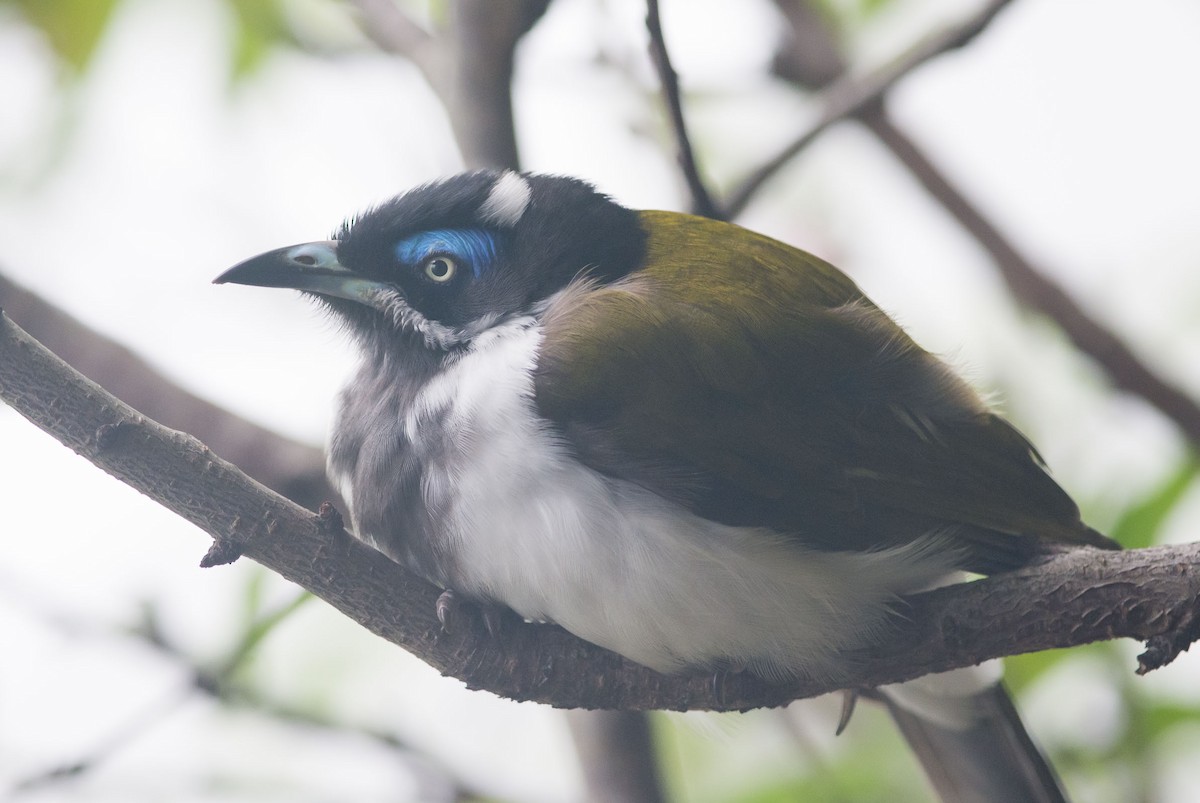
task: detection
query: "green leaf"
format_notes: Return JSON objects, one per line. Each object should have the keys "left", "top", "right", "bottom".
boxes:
{"left": 225, "top": 0, "right": 295, "bottom": 78}
{"left": 8, "top": 0, "right": 123, "bottom": 73}
{"left": 808, "top": 0, "right": 905, "bottom": 33}
{"left": 1109, "top": 455, "right": 1198, "bottom": 549}
{"left": 1004, "top": 641, "right": 1116, "bottom": 690}
{"left": 222, "top": 583, "right": 313, "bottom": 678}
{"left": 1140, "top": 699, "right": 1200, "bottom": 740}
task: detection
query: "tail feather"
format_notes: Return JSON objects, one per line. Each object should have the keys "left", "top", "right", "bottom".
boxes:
{"left": 885, "top": 682, "right": 1066, "bottom": 803}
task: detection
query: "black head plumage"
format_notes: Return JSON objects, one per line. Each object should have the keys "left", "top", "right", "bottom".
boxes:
{"left": 330, "top": 171, "right": 647, "bottom": 335}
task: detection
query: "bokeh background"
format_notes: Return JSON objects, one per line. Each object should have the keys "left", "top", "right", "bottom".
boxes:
{"left": 2, "top": 0, "right": 1199, "bottom": 800}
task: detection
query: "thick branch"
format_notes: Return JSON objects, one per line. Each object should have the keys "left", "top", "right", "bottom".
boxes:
{"left": 2, "top": 309, "right": 1198, "bottom": 710}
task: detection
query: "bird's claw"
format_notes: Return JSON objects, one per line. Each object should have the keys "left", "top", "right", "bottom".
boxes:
{"left": 435, "top": 589, "right": 460, "bottom": 633}
{"left": 435, "top": 588, "right": 509, "bottom": 638}
{"left": 836, "top": 690, "right": 859, "bottom": 735}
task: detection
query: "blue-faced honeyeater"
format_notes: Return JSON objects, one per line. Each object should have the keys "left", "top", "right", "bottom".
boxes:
{"left": 216, "top": 171, "right": 1117, "bottom": 803}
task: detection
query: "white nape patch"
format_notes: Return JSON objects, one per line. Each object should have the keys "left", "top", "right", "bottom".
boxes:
{"left": 478, "top": 171, "right": 532, "bottom": 227}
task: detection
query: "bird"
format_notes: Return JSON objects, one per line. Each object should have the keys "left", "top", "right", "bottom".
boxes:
{"left": 216, "top": 169, "right": 1118, "bottom": 802}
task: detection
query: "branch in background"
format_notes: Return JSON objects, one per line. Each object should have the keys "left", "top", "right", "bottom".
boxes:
{"left": 347, "top": 0, "right": 443, "bottom": 87}
{"left": 13, "top": 685, "right": 192, "bottom": 795}
{"left": 450, "top": 0, "right": 551, "bottom": 169}
{"left": 859, "top": 106, "right": 1200, "bottom": 445}
{"left": 1, "top": 583, "right": 484, "bottom": 803}
{"left": 566, "top": 710, "right": 667, "bottom": 803}
{"left": 0, "top": 272, "right": 332, "bottom": 510}
{"left": 769, "top": 0, "right": 844, "bottom": 89}
{"left": 644, "top": 0, "right": 719, "bottom": 219}
{"left": 349, "top": 0, "right": 551, "bottom": 169}
{"left": 4, "top": 310, "right": 1199, "bottom": 711}
{"left": 725, "top": 0, "right": 1014, "bottom": 218}
{"left": 761, "top": 0, "right": 1200, "bottom": 448}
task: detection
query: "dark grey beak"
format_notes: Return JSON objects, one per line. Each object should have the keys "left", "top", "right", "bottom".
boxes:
{"left": 214, "top": 241, "right": 389, "bottom": 306}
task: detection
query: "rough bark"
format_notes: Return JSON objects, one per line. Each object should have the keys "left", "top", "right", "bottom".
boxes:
{"left": 3, "top": 309, "right": 1197, "bottom": 712}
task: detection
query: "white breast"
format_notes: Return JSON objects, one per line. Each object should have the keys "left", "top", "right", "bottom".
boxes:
{"left": 393, "top": 318, "right": 958, "bottom": 679}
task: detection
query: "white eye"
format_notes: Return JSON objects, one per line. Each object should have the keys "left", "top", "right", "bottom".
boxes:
{"left": 422, "top": 255, "right": 457, "bottom": 283}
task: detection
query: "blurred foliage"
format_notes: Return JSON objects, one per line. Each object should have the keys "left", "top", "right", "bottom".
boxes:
{"left": 220, "top": 572, "right": 314, "bottom": 682}
{"left": 226, "top": 0, "right": 300, "bottom": 77}
{"left": 655, "top": 705, "right": 932, "bottom": 803}
{"left": 809, "top": 0, "right": 900, "bottom": 33}
{"left": 1109, "top": 455, "right": 1199, "bottom": 550}
{"left": 3, "top": 0, "right": 122, "bottom": 72}
{"left": 1, "top": 0, "right": 315, "bottom": 80}
{"left": 0, "top": 0, "right": 335, "bottom": 187}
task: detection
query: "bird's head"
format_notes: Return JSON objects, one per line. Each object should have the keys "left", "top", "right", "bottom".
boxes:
{"left": 214, "top": 171, "right": 646, "bottom": 352}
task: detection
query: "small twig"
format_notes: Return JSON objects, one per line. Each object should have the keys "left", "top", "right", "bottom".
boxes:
{"left": 644, "top": 0, "right": 720, "bottom": 219}
{"left": 13, "top": 686, "right": 193, "bottom": 794}
{"left": 725, "top": 0, "right": 1015, "bottom": 217}
{"left": 200, "top": 537, "right": 243, "bottom": 567}
{"left": 1137, "top": 605, "right": 1200, "bottom": 674}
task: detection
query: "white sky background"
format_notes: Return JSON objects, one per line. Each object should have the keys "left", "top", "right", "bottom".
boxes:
{"left": 1, "top": 0, "right": 1199, "bottom": 800}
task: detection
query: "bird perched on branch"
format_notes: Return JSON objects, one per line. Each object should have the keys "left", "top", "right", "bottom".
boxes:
{"left": 217, "top": 170, "right": 1117, "bottom": 802}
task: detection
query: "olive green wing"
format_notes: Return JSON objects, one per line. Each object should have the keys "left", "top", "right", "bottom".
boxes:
{"left": 534, "top": 212, "right": 1114, "bottom": 572}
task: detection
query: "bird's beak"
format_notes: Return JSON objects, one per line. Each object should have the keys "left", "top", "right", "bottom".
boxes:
{"left": 213, "top": 241, "right": 388, "bottom": 306}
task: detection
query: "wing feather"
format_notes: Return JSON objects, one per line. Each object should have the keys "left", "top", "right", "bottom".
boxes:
{"left": 534, "top": 212, "right": 1114, "bottom": 572}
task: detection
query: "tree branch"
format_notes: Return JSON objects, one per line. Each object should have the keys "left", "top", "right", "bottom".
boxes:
{"left": 725, "top": 0, "right": 1014, "bottom": 218}
{"left": 566, "top": 710, "right": 667, "bottom": 803}
{"left": 347, "top": 0, "right": 443, "bottom": 87}
{"left": 7, "top": 591, "right": 486, "bottom": 800}
{"left": 448, "top": 0, "right": 551, "bottom": 169}
{"left": 759, "top": 3, "right": 1200, "bottom": 448}
{"left": 0, "top": 279, "right": 482, "bottom": 798}
{"left": 644, "top": 0, "right": 719, "bottom": 219}
{"left": 0, "top": 272, "right": 332, "bottom": 509}
{"left": 3, "top": 309, "right": 1198, "bottom": 711}
{"left": 857, "top": 106, "right": 1200, "bottom": 445}
{"left": 351, "top": 0, "right": 551, "bottom": 169}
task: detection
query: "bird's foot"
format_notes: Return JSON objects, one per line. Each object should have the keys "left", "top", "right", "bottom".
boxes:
{"left": 435, "top": 589, "right": 511, "bottom": 638}
{"left": 836, "top": 690, "right": 860, "bottom": 735}
{"left": 710, "top": 662, "right": 750, "bottom": 707}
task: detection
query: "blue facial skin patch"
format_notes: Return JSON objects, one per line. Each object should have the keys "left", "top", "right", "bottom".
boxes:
{"left": 394, "top": 229, "right": 499, "bottom": 279}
